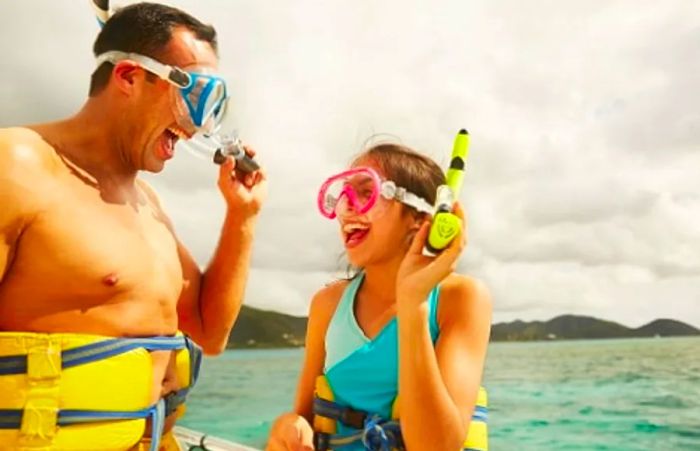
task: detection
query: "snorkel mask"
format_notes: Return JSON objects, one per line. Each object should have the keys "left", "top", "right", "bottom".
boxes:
{"left": 94, "top": 51, "right": 229, "bottom": 137}
{"left": 91, "top": 2, "right": 260, "bottom": 172}
{"left": 317, "top": 167, "right": 434, "bottom": 219}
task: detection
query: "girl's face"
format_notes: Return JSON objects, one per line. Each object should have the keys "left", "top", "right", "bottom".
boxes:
{"left": 337, "top": 160, "right": 420, "bottom": 267}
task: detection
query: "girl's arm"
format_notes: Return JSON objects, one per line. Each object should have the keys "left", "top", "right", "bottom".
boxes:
{"left": 398, "top": 275, "right": 491, "bottom": 450}
{"left": 267, "top": 282, "right": 346, "bottom": 450}
{"left": 293, "top": 283, "right": 344, "bottom": 420}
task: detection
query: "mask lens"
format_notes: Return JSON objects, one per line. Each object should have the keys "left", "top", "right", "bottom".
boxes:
{"left": 318, "top": 171, "right": 378, "bottom": 218}
{"left": 180, "top": 74, "right": 228, "bottom": 134}
{"left": 346, "top": 174, "right": 376, "bottom": 206}
{"left": 171, "top": 89, "right": 197, "bottom": 137}
{"left": 319, "top": 178, "right": 345, "bottom": 217}
{"left": 202, "top": 81, "right": 227, "bottom": 120}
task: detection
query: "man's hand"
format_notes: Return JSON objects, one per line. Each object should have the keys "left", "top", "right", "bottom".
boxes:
{"left": 217, "top": 145, "right": 267, "bottom": 218}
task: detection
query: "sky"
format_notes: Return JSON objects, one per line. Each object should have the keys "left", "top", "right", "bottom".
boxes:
{"left": 1, "top": 0, "right": 698, "bottom": 327}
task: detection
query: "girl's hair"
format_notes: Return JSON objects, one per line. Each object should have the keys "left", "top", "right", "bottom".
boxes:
{"left": 339, "top": 141, "right": 446, "bottom": 279}
{"left": 353, "top": 143, "right": 446, "bottom": 217}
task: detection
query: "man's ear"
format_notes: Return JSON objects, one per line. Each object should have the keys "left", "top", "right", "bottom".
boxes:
{"left": 111, "top": 61, "right": 141, "bottom": 95}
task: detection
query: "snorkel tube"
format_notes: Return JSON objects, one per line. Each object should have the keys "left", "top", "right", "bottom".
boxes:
{"left": 424, "top": 129, "right": 469, "bottom": 255}
{"left": 92, "top": 0, "right": 110, "bottom": 27}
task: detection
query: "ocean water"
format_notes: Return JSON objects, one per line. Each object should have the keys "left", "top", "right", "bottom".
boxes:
{"left": 180, "top": 337, "right": 700, "bottom": 450}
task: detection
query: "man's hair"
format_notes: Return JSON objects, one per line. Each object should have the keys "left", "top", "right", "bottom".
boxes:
{"left": 89, "top": 2, "right": 218, "bottom": 96}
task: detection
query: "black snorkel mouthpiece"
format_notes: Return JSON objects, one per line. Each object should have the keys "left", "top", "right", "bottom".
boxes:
{"left": 213, "top": 134, "right": 260, "bottom": 173}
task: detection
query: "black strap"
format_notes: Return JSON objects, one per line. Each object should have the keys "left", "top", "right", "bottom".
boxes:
{"left": 313, "top": 396, "right": 368, "bottom": 429}
{"left": 313, "top": 431, "right": 331, "bottom": 451}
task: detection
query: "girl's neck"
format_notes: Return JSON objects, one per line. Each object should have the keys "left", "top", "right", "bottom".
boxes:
{"left": 360, "top": 254, "right": 404, "bottom": 309}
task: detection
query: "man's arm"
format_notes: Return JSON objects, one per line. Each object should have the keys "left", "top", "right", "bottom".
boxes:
{"left": 0, "top": 129, "right": 46, "bottom": 283}
{"left": 142, "top": 154, "right": 266, "bottom": 355}
{"left": 175, "top": 213, "right": 257, "bottom": 355}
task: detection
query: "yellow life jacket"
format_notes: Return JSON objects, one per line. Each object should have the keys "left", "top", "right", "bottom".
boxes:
{"left": 0, "top": 332, "right": 201, "bottom": 451}
{"left": 313, "top": 375, "right": 488, "bottom": 451}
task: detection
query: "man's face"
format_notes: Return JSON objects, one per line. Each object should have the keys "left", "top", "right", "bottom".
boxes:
{"left": 130, "top": 28, "right": 220, "bottom": 173}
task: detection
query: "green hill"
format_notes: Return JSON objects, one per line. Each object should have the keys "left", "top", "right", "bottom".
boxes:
{"left": 227, "top": 308, "right": 699, "bottom": 348}
{"left": 633, "top": 318, "right": 700, "bottom": 337}
{"left": 225, "top": 305, "right": 307, "bottom": 348}
{"left": 491, "top": 315, "right": 699, "bottom": 342}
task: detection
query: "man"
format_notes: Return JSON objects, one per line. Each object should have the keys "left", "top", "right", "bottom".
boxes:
{"left": 0, "top": 3, "right": 265, "bottom": 449}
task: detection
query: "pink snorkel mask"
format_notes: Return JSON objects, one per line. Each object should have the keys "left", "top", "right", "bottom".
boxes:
{"left": 317, "top": 167, "right": 434, "bottom": 219}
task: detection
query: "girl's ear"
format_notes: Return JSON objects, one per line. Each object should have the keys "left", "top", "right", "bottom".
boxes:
{"left": 405, "top": 213, "right": 428, "bottom": 245}
{"left": 412, "top": 212, "right": 430, "bottom": 229}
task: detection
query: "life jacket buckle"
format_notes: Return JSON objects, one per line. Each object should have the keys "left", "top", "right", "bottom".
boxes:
{"left": 340, "top": 407, "right": 367, "bottom": 430}
{"left": 26, "top": 337, "right": 61, "bottom": 382}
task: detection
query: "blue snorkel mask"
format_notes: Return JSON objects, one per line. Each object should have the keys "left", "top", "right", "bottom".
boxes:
{"left": 91, "top": 5, "right": 258, "bottom": 173}
{"left": 95, "top": 51, "right": 229, "bottom": 137}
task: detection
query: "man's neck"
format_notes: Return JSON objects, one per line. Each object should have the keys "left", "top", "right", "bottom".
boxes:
{"left": 32, "top": 100, "right": 138, "bottom": 188}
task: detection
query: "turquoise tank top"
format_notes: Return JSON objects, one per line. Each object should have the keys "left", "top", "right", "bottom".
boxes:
{"left": 323, "top": 273, "right": 441, "bottom": 449}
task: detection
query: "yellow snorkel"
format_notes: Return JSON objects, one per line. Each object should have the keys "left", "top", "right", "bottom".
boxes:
{"left": 425, "top": 129, "right": 469, "bottom": 255}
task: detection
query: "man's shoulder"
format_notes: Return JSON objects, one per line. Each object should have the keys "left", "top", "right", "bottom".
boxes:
{"left": 0, "top": 127, "right": 56, "bottom": 223}
{"left": 0, "top": 127, "right": 59, "bottom": 177}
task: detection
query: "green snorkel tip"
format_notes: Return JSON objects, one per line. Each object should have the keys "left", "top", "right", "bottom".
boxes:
{"left": 446, "top": 130, "right": 468, "bottom": 196}
{"left": 425, "top": 129, "right": 471, "bottom": 256}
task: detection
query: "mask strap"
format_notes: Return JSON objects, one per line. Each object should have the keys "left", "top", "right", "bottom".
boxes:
{"left": 95, "top": 51, "right": 192, "bottom": 89}
{"left": 381, "top": 181, "right": 434, "bottom": 215}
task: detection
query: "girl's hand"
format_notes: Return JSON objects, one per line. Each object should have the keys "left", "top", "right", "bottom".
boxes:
{"left": 396, "top": 202, "right": 468, "bottom": 308}
{"left": 266, "top": 412, "right": 315, "bottom": 451}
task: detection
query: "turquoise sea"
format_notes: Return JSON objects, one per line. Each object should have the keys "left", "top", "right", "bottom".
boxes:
{"left": 180, "top": 337, "right": 700, "bottom": 450}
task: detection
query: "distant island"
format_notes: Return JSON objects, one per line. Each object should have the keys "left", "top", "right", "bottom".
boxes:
{"left": 226, "top": 306, "right": 699, "bottom": 349}
{"left": 226, "top": 305, "right": 307, "bottom": 349}
{"left": 490, "top": 315, "right": 699, "bottom": 342}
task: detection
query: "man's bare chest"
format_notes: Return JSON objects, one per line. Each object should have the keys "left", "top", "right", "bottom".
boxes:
{"left": 10, "top": 179, "right": 183, "bottom": 299}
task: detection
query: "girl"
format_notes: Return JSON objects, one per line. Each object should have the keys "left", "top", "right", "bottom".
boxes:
{"left": 268, "top": 142, "right": 491, "bottom": 451}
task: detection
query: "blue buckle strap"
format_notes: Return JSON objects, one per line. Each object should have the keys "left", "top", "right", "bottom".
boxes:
{"left": 185, "top": 335, "right": 203, "bottom": 387}
{"left": 472, "top": 406, "right": 488, "bottom": 423}
{"left": 0, "top": 335, "right": 191, "bottom": 451}
{"left": 313, "top": 397, "right": 487, "bottom": 451}
{"left": 163, "top": 387, "right": 189, "bottom": 417}
{"left": 161, "top": 336, "right": 202, "bottom": 417}
{"left": 323, "top": 416, "right": 404, "bottom": 451}
{"left": 63, "top": 336, "right": 186, "bottom": 368}
{"left": 0, "top": 400, "right": 166, "bottom": 451}
{"left": 360, "top": 416, "right": 404, "bottom": 451}
{"left": 0, "top": 410, "right": 22, "bottom": 429}
{"left": 313, "top": 397, "right": 404, "bottom": 451}
{"left": 0, "top": 336, "right": 187, "bottom": 375}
